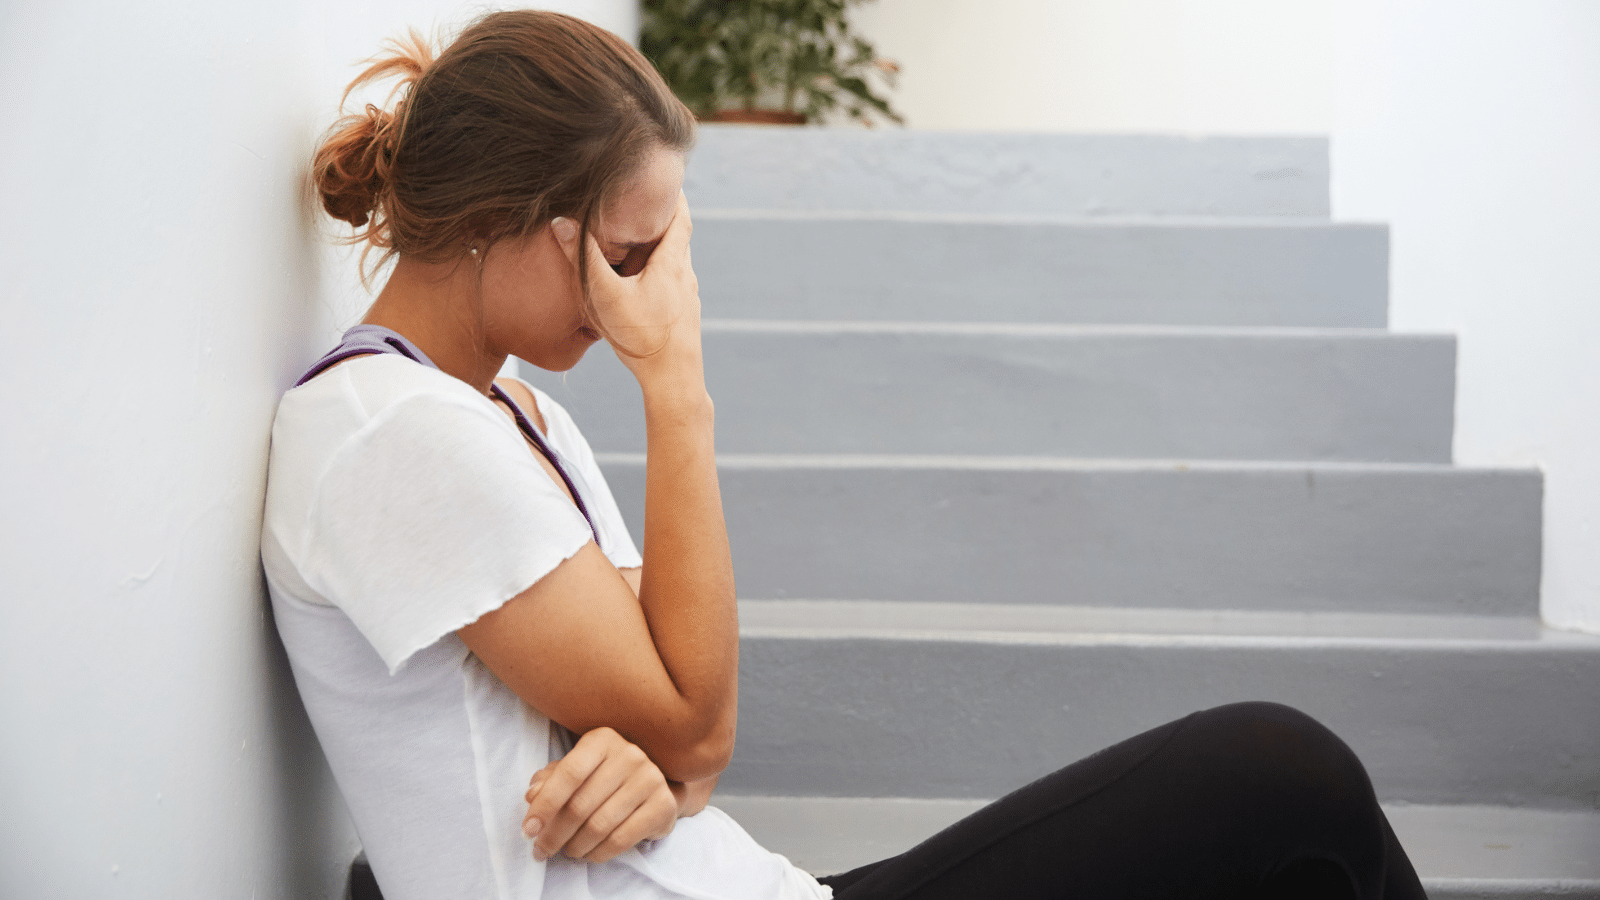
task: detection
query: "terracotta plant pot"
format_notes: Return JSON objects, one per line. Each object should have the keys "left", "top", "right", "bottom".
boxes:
{"left": 701, "top": 109, "right": 807, "bottom": 125}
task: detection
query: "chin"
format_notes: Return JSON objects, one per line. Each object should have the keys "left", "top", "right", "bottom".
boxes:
{"left": 526, "top": 337, "right": 599, "bottom": 374}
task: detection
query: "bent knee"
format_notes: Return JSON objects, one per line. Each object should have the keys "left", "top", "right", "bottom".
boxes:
{"left": 1187, "top": 701, "right": 1374, "bottom": 795}
{"left": 1191, "top": 701, "right": 1343, "bottom": 750}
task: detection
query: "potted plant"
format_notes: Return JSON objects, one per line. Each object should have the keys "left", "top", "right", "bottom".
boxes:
{"left": 641, "top": 0, "right": 904, "bottom": 125}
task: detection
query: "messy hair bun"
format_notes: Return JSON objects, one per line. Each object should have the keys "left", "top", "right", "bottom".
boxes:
{"left": 312, "top": 32, "right": 433, "bottom": 237}
{"left": 309, "top": 11, "right": 695, "bottom": 288}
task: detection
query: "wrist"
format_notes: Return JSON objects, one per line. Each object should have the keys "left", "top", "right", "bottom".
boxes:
{"left": 639, "top": 379, "right": 714, "bottom": 428}
{"left": 629, "top": 342, "right": 704, "bottom": 388}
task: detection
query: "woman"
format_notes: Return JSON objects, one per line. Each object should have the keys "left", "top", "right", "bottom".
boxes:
{"left": 263, "top": 10, "right": 1428, "bottom": 900}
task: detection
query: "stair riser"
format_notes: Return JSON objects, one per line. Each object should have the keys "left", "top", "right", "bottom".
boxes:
{"left": 691, "top": 218, "right": 1388, "bottom": 327}
{"left": 595, "top": 462, "right": 1541, "bottom": 616}
{"left": 728, "top": 636, "right": 1600, "bottom": 808}
{"left": 686, "top": 128, "right": 1331, "bottom": 218}
{"left": 712, "top": 796, "right": 1600, "bottom": 893}
{"left": 529, "top": 330, "right": 1454, "bottom": 462}
{"left": 1415, "top": 884, "right": 1600, "bottom": 900}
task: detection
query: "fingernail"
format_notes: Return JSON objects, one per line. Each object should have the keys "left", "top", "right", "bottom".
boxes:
{"left": 522, "top": 817, "right": 540, "bottom": 839}
{"left": 551, "top": 217, "right": 575, "bottom": 244}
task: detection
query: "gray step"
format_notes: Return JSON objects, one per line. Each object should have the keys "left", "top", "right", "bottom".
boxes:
{"left": 726, "top": 601, "right": 1600, "bottom": 809}
{"left": 527, "top": 324, "right": 1454, "bottom": 462}
{"left": 714, "top": 795, "right": 1600, "bottom": 898}
{"left": 685, "top": 128, "right": 1331, "bottom": 218}
{"left": 690, "top": 214, "right": 1388, "bottom": 327}
{"left": 592, "top": 455, "right": 1541, "bottom": 617}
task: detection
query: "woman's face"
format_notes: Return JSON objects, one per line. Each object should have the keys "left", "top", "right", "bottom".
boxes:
{"left": 481, "top": 147, "right": 686, "bottom": 371}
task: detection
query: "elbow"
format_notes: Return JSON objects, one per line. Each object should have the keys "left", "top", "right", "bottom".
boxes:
{"left": 652, "top": 718, "right": 735, "bottom": 783}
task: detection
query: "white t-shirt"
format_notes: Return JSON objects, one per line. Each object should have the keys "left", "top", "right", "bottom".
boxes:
{"left": 261, "top": 353, "right": 830, "bottom": 900}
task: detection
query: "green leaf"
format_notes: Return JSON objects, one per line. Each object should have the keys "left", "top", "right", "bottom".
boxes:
{"left": 639, "top": 0, "right": 904, "bottom": 123}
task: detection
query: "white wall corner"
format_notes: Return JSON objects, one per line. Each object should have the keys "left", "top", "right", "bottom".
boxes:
{"left": 1329, "top": 0, "right": 1600, "bottom": 634}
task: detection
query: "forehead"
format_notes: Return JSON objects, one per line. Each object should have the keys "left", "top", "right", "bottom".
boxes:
{"left": 598, "top": 148, "right": 685, "bottom": 246}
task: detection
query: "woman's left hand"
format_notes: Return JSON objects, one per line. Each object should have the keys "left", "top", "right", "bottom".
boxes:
{"left": 522, "top": 726, "right": 679, "bottom": 863}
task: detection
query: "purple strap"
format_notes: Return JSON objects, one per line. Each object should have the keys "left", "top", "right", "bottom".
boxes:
{"left": 297, "top": 325, "right": 602, "bottom": 545}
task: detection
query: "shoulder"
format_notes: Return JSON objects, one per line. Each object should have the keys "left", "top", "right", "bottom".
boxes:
{"left": 314, "top": 353, "right": 488, "bottom": 414}
{"left": 267, "top": 357, "right": 526, "bottom": 524}
{"left": 280, "top": 355, "right": 514, "bottom": 445}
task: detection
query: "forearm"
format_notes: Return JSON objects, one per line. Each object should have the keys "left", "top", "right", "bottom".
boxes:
{"left": 534, "top": 195, "right": 735, "bottom": 779}
{"left": 634, "top": 366, "right": 739, "bottom": 776}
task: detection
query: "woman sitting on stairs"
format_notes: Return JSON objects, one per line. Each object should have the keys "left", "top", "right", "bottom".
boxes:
{"left": 261, "top": 10, "right": 1429, "bottom": 899}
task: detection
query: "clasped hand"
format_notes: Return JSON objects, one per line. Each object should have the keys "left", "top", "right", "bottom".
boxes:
{"left": 522, "top": 726, "right": 680, "bottom": 864}
{"left": 551, "top": 192, "right": 700, "bottom": 377}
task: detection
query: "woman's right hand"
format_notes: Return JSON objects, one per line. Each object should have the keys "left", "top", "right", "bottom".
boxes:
{"left": 551, "top": 193, "right": 701, "bottom": 384}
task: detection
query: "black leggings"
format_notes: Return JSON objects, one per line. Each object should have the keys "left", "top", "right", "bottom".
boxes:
{"left": 818, "top": 702, "right": 1427, "bottom": 900}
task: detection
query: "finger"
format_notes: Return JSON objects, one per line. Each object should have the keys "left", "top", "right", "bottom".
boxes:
{"left": 522, "top": 748, "right": 601, "bottom": 853}
{"left": 560, "top": 763, "right": 661, "bottom": 860}
{"left": 643, "top": 193, "right": 693, "bottom": 279}
{"left": 537, "top": 752, "right": 634, "bottom": 861}
{"left": 524, "top": 762, "right": 555, "bottom": 803}
{"left": 549, "top": 216, "right": 581, "bottom": 266}
{"left": 549, "top": 216, "right": 625, "bottom": 291}
{"left": 577, "top": 780, "right": 678, "bottom": 864}
{"left": 527, "top": 728, "right": 641, "bottom": 861}
{"left": 571, "top": 775, "right": 673, "bottom": 863}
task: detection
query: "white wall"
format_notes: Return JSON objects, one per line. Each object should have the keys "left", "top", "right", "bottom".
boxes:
{"left": 0, "top": 2, "right": 634, "bottom": 897}
{"left": 1330, "top": 0, "right": 1600, "bottom": 633}
{"left": 850, "top": 0, "right": 1332, "bottom": 134}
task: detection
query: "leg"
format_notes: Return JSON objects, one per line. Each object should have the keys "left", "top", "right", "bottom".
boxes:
{"left": 820, "top": 701, "right": 1426, "bottom": 900}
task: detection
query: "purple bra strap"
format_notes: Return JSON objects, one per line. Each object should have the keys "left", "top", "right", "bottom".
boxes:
{"left": 482, "top": 380, "right": 603, "bottom": 546}
{"left": 296, "top": 325, "right": 601, "bottom": 545}
{"left": 295, "top": 324, "right": 432, "bottom": 387}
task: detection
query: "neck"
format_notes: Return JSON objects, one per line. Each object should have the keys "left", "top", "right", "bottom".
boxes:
{"left": 363, "top": 255, "right": 505, "bottom": 395}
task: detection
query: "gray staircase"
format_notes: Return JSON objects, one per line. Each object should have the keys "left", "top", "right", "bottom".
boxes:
{"left": 729, "top": 601, "right": 1597, "bottom": 806}
{"left": 560, "top": 324, "right": 1456, "bottom": 461}
{"left": 523, "top": 127, "right": 1600, "bottom": 897}
{"left": 690, "top": 215, "right": 1389, "bottom": 327}
{"left": 602, "top": 457, "right": 1539, "bottom": 615}
{"left": 681, "top": 130, "right": 1332, "bottom": 217}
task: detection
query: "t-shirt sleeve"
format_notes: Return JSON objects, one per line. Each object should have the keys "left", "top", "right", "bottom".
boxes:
{"left": 297, "top": 390, "right": 594, "bottom": 674}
